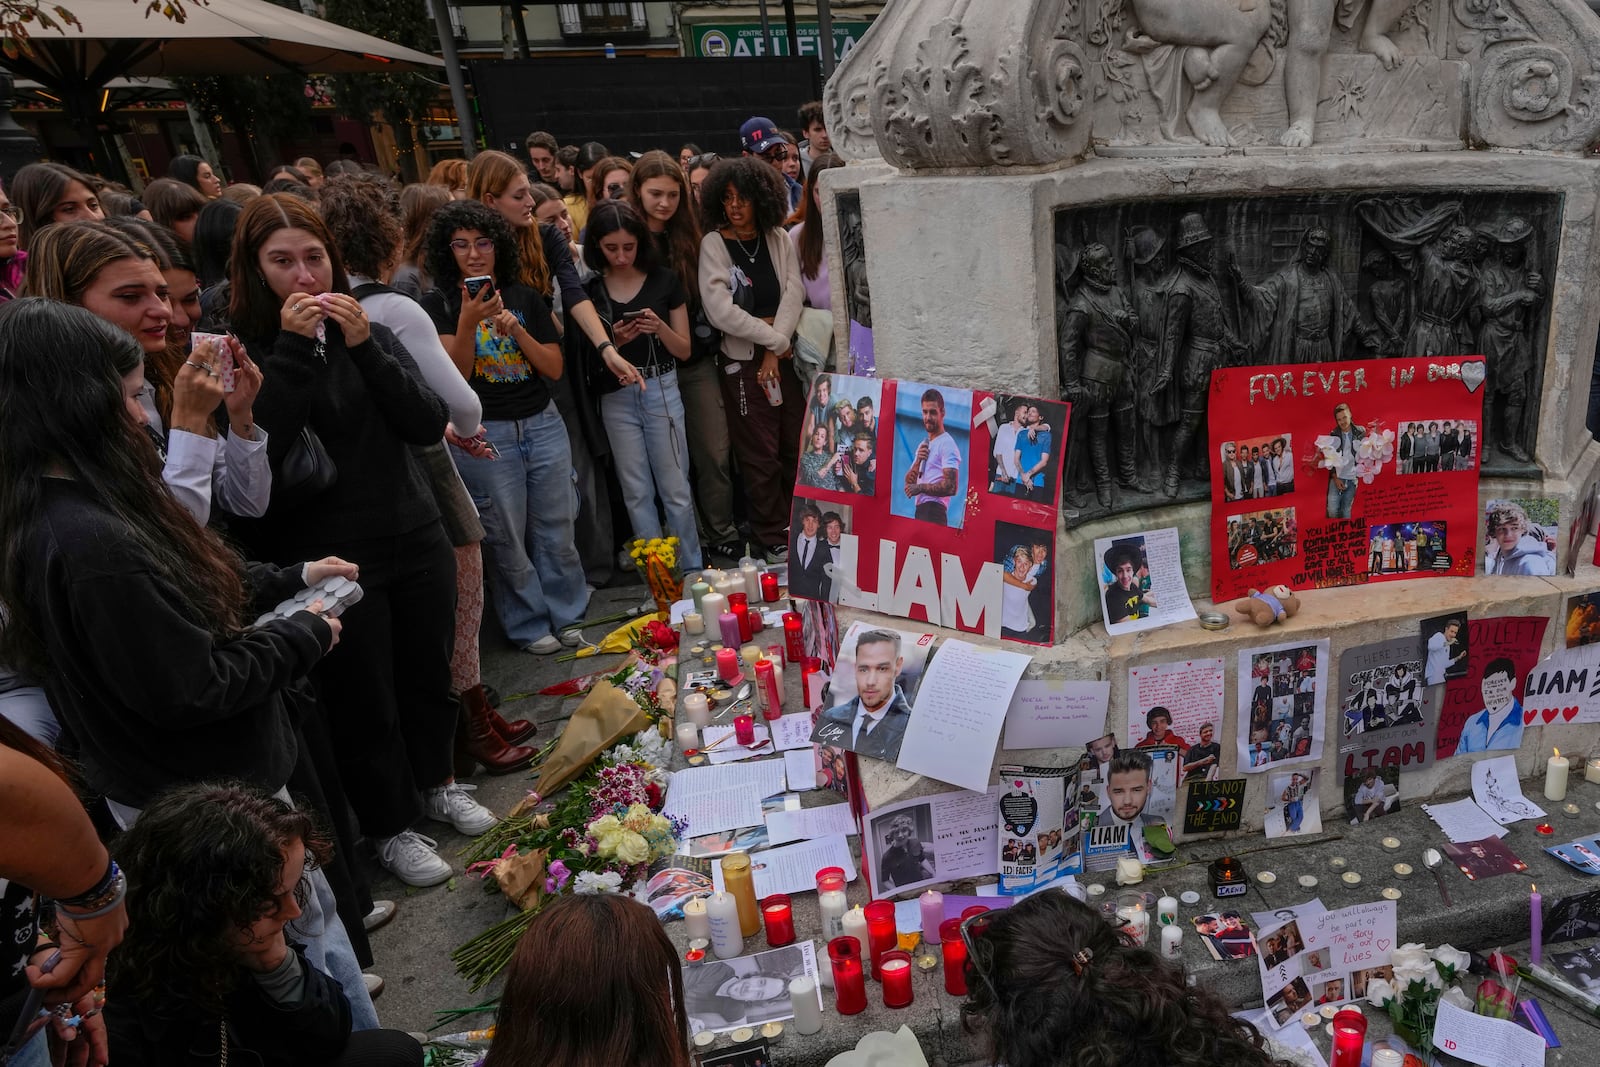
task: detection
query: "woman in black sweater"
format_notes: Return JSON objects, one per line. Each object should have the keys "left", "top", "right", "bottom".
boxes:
{"left": 227, "top": 194, "right": 492, "bottom": 889}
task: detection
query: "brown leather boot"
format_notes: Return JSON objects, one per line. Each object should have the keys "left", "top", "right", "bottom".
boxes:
{"left": 487, "top": 703, "right": 537, "bottom": 745}
{"left": 455, "top": 685, "right": 536, "bottom": 776}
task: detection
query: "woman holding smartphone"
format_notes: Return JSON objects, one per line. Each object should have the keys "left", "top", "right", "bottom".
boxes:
{"left": 421, "top": 200, "right": 588, "bottom": 656}
{"left": 582, "top": 201, "right": 702, "bottom": 573}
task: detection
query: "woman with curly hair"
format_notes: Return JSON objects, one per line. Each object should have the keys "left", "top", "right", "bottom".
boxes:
{"left": 105, "top": 783, "right": 422, "bottom": 1065}
{"left": 484, "top": 893, "right": 689, "bottom": 1067}
{"left": 426, "top": 157, "right": 468, "bottom": 200}
{"left": 317, "top": 175, "right": 534, "bottom": 772}
{"left": 697, "top": 157, "right": 805, "bottom": 563}
{"left": 421, "top": 199, "right": 587, "bottom": 656}
{"left": 961, "top": 889, "right": 1298, "bottom": 1067}
{"left": 10, "top": 162, "right": 102, "bottom": 250}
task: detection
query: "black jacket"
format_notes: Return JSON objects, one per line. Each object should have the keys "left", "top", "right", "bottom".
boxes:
{"left": 232, "top": 320, "right": 448, "bottom": 560}
{"left": 25, "top": 479, "right": 330, "bottom": 808}
{"left": 104, "top": 948, "right": 352, "bottom": 1067}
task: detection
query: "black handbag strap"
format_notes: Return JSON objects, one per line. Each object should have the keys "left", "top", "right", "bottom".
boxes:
{"left": 350, "top": 281, "right": 398, "bottom": 301}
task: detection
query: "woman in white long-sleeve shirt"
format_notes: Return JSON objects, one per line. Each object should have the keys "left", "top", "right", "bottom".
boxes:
{"left": 318, "top": 175, "right": 536, "bottom": 773}
{"left": 23, "top": 218, "right": 271, "bottom": 526}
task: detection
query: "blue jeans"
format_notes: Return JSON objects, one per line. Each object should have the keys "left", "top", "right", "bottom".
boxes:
{"left": 454, "top": 405, "right": 588, "bottom": 645}
{"left": 600, "top": 370, "right": 703, "bottom": 571}
{"left": 1286, "top": 799, "right": 1304, "bottom": 833}
{"left": 1327, "top": 476, "right": 1356, "bottom": 519}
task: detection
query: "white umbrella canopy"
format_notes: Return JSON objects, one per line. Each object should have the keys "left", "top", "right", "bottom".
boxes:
{"left": 5, "top": 0, "right": 442, "bottom": 87}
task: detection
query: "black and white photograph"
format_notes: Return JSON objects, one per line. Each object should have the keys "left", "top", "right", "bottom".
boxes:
{"left": 868, "top": 802, "right": 936, "bottom": 892}
{"left": 683, "top": 943, "right": 819, "bottom": 1035}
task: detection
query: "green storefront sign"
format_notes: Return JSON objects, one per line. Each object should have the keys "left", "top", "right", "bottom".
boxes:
{"left": 687, "top": 21, "right": 870, "bottom": 61}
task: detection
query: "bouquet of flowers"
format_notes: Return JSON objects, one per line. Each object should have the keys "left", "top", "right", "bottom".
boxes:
{"left": 1313, "top": 426, "right": 1396, "bottom": 485}
{"left": 1364, "top": 943, "right": 1474, "bottom": 1055}
{"left": 451, "top": 662, "right": 685, "bottom": 990}
{"left": 629, "top": 536, "right": 682, "bottom": 617}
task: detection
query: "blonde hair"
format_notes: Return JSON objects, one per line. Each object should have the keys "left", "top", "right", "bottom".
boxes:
{"left": 466, "top": 150, "right": 551, "bottom": 296}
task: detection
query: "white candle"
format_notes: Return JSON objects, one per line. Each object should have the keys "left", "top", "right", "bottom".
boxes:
{"left": 1546, "top": 748, "right": 1570, "bottom": 802}
{"left": 713, "top": 577, "right": 735, "bottom": 598}
{"left": 741, "top": 562, "right": 762, "bottom": 600}
{"left": 683, "top": 692, "right": 711, "bottom": 729}
{"left": 1116, "top": 904, "right": 1149, "bottom": 947}
{"left": 1586, "top": 758, "right": 1600, "bottom": 785}
{"left": 707, "top": 891, "right": 743, "bottom": 959}
{"left": 819, "top": 886, "right": 849, "bottom": 942}
{"left": 841, "top": 905, "right": 868, "bottom": 952}
{"left": 701, "top": 593, "right": 728, "bottom": 629}
{"left": 1157, "top": 895, "right": 1178, "bottom": 926}
{"left": 1161, "top": 924, "right": 1183, "bottom": 959}
{"left": 683, "top": 612, "right": 704, "bottom": 635}
{"left": 675, "top": 722, "right": 700, "bottom": 754}
{"left": 683, "top": 897, "right": 711, "bottom": 942}
{"left": 789, "top": 976, "right": 823, "bottom": 1035}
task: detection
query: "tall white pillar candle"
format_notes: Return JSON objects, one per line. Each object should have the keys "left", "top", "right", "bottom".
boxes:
{"left": 707, "top": 891, "right": 743, "bottom": 959}
{"left": 789, "top": 976, "right": 823, "bottom": 1034}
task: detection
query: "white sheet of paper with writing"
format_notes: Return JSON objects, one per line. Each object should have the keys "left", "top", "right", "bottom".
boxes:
{"left": 1422, "top": 796, "right": 1510, "bottom": 843}
{"left": 710, "top": 834, "right": 857, "bottom": 898}
{"left": 1002, "top": 678, "right": 1110, "bottom": 750}
{"left": 765, "top": 805, "right": 858, "bottom": 845}
{"left": 663, "top": 761, "right": 788, "bottom": 837}
{"left": 896, "top": 638, "right": 1031, "bottom": 791}
{"left": 1433, "top": 999, "right": 1545, "bottom": 1067}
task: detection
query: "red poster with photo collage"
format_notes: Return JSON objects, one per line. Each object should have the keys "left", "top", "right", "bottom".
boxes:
{"left": 1208, "top": 357, "right": 1484, "bottom": 601}
{"left": 788, "top": 374, "right": 1068, "bottom": 644}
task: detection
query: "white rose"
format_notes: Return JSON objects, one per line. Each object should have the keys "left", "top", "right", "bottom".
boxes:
{"left": 1392, "top": 962, "right": 1432, "bottom": 990}
{"left": 1441, "top": 987, "right": 1473, "bottom": 1011}
{"left": 1431, "top": 945, "right": 1471, "bottom": 974}
{"left": 1390, "top": 944, "right": 1430, "bottom": 972}
{"left": 1365, "top": 977, "right": 1395, "bottom": 1006}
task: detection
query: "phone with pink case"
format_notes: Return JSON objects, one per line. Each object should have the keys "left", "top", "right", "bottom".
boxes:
{"left": 192, "top": 332, "right": 236, "bottom": 392}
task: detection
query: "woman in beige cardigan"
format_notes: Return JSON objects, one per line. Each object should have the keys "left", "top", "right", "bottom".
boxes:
{"left": 697, "top": 158, "right": 806, "bottom": 563}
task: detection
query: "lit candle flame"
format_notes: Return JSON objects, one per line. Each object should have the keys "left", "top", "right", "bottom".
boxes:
{"left": 1554, "top": 748, "right": 1562, "bottom": 758}
{"left": 1532, "top": 883, "right": 1538, "bottom": 892}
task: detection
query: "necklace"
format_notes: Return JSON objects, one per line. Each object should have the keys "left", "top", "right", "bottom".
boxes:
{"left": 219, "top": 1017, "right": 229, "bottom": 1066}
{"left": 733, "top": 232, "right": 762, "bottom": 261}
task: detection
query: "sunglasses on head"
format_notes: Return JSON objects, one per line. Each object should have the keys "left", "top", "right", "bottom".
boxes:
{"left": 686, "top": 153, "right": 721, "bottom": 169}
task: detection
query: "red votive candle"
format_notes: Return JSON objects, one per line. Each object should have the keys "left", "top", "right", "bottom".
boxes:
{"left": 756, "top": 659, "right": 783, "bottom": 720}
{"left": 731, "top": 601, "right": 753, "bottom": 643}
{"left": 1329, "top": 1008, "right": 1367, "bottom": 1067}
{"left": 829, "top": 935, "right": 867, "bottom": 1015}
{"left": 762, "top": 894, "right": 795, "bottom": 946}
{"left": 864, "top": 900, "right": 898, "bottom": 980}
{"left": 727, "top": 591, "right": 748, "bottom": 610}
{"left": 760, "top": 571, "right": 780, "bottom": 602}
{"left": 716, "top": 646, "right": 743, "bottom": 684}
{"left": 799, "top": 656, "right": 822, "bottom": 707}
{"left": 734, "top": 713, "right": 755, "bottom": 745}
{"left": 961, "top": 905, "right": 991, "bottom": 921}
{"left": 940, "top": 917, "right": 968, "bottom": 995}
{"left": 879, "top": 950, "right": 914, "bottom": 1008}
{"left": 783, "top": 612, "right": 804, "bottom": 663}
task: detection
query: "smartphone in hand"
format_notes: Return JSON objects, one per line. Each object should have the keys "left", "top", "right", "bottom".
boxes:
{"left": 192, "top": 332, "right": 236, "bottom": 392}
{"left": 464, "top": 275, "right": 495, "bottom": 300}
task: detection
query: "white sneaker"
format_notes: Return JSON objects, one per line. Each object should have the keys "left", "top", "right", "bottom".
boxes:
{"left": 363, "top": 973, "right": 385, "bottom": 999}
{"left": 557, "top": 627, "right": 585, "bottom": 648}
{"left": 376, "top": 830, "right": 453, "bottom": 887}
{"left": 425, "top": 781, "right": 499, "bottom": 837}
{"left": 363, "top": 899, "right": 397, "bottom": 932}
{"left": 523, "top": 634, "right": 562, "bottom": 655}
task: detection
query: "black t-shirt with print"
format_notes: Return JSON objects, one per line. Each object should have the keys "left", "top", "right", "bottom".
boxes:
{"left": 422, "top": 282, "right": 560, "bottom": 421}
{"left": 587, "top": 266, "right": 686, "bottom": 373}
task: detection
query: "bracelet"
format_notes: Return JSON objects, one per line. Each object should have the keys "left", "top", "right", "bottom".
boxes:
{"left": 55, "top": 862, "right": 126, "bottom": 919}
{"left": 598, "top": 340, "right": 618, "bottom": 354}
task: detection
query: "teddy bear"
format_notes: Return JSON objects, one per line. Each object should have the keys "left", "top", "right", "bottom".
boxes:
{"left": 1234, "top": 584, "right": 1301, "bottom": 627}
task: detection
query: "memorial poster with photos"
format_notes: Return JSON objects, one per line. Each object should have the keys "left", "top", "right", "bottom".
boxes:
{"left": 1257, "top": 901, "right": 1397, "bottom": 1029}
{"left": 788, "top": 373, "right": 1068, "bottom": 645}
{"left": 1434, "top": 615, "right": 1549, "bottom": 760}
{"left": 1237, "top": 638, "right": 1330, "bottom": 774}
{"left": 1337, "top": 637, "right": 1438, "bottom": 794}
{"left": 995, "top": 763, "right": 1085, "bottom": 894}
{"left": 1207, "top": 357, "right": 1484, "bottom": 601}
{"left": 1079, "top": 744, "right": 1180, "bottom": 871}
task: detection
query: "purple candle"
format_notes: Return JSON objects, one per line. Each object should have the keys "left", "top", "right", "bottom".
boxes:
{"left": 920, "top": 889, "right": 944, "bottom": 944}
{"left": 718, "top": 612, "right": 741, "bottom": 648}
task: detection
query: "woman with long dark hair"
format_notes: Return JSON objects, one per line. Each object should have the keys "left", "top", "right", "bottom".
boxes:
{"left": 10, "top": 163, "right": 102, "bottom": 250}
{"left": 24, "top": 219, "right": 269, "bottom": 526}
{"left": 142, "top": 177, "right": 207, "bottom": 244}
{"left": 0, "top": 297, "right": 377, "bottom": 1027}
{"left": 0, "top": 179, "right": 25, "bottom": 302}
{"left": 193, "top": 196, "right": 243, "bottom": 330}
{"left": 630, "top": 151, "right": 738, "bottom": 560}
{"left": 789, "top": 151, "right": 844, "bottom": 310}
{"left": 168, "top": 152, "right": 224, "bottom": 199}
{"left": 105, "top": 784, "right": 422, "bottom": 1066}
{"left": 581, "top": 201, "right": 702, "bottom": 571}
{"left": 421, "top": 199, "right": 586, "bottom": 654}
{"left": 228, "top": 194, "right": 492, "bottom": 888}
{"left": 697, "top": 158, "right": 805, "bottom": 563}
{"left": 394, "top": 182, "right": 451, "bottom": 300}
{"left": 961, "top": 889, "right": 1297, "bottom": 1067}
{"left": 318, "top": 175, "right": 534, "bottom": 771}
{"left": 484, "top": 893, "right": 689, "bottom": 1067}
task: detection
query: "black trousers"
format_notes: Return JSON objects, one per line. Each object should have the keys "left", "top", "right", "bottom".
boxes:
{"left": 311, "top": 521, "right": 458, "bottom": 839}
{"left": 329, "top": 1030, "right": 425, "bottom": 1066}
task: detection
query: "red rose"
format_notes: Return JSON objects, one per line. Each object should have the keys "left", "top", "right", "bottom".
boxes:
{"left": 645, "top": 781, "right": 664, "bottom": 809}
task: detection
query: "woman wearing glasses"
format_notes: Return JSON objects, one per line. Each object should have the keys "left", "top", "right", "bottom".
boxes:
{"left": 697, "top": 158, "right": 805, "bottom": 564}
{"left": 0, "top": 180, "right": 24, "bottom": 302}
{"left": 960, "top": 889, "right": 1297, "bottom": 1067}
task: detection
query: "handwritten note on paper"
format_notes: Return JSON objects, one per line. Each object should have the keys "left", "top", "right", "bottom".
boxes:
{"left": 1423, "top": 797, "right": 1511, "bottom": 843}
{"left": 895, "top": 639, "right": 1032, "bottom": 791}
{"left": 1002, "top": 678, "right": 1111, "bottom": 750}
{"left": 663, "top": 761, "right": 788, "bottom": 837}
{"left": 1304, "top": 900, "right": 1396, "bottom": 973}
{"left": 771, "top": 713, "right": 816, "bottom": 752}
{"left": 766, "top": 805, "right": 858, "bottom": 845}
{"left": 1127, "top": 658, "right": 1226, "bottom": 752}
{"left": 1433, "top": 1000, "right": 1546, "bottom": 1067}
{"left": 710, "top": 834, "right": 857, "bottom": 897}
{"left": 701, "top": 724, "right": 773, "bottom": 764}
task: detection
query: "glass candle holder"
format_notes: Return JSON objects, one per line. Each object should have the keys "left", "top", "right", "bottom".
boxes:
{"left": 783, "top": 612, "right": 804, "bottom": 663}
{"left": 864, "top": 900, "right": 898, "bottom": 980}
{"left": 878, "top": 950, "right": 914, "bottom": 1008}
{"left": 720, "top": 853, "right": 761, "bottom": 937}
{"left": 762, "top": 894, "right": 795, "bottom": 947}
{"left": 829, "top": 936, "right": 867, "bottom": 1015}
{"left": 1329, "top": 1008, "right": 1368, "bottom": 1067}
{"left": 760, "top": 571, "right": 780, "bottom": 602}
{"left": 731, "top": 601, "right": 753, "bottom": 643}
{"left": 940, "top": 917, "right": 968, "bottom": 996}
{"left": 734, "top": 714, "right": 756, "bottom": 745}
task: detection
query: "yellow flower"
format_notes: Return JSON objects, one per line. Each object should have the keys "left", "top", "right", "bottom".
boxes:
{"left": 588, "top": 814, "right": 621, "bottom": 838}
{"left": 615, "top": 831, "right": 650, "bottom": 865}
{"left": 667, "top": 536, "right": 680, "bottom": 546}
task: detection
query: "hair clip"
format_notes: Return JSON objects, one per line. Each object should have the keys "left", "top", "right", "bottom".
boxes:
{"left": 1071, "top": 947, "right": 1094, "bottom": 975}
